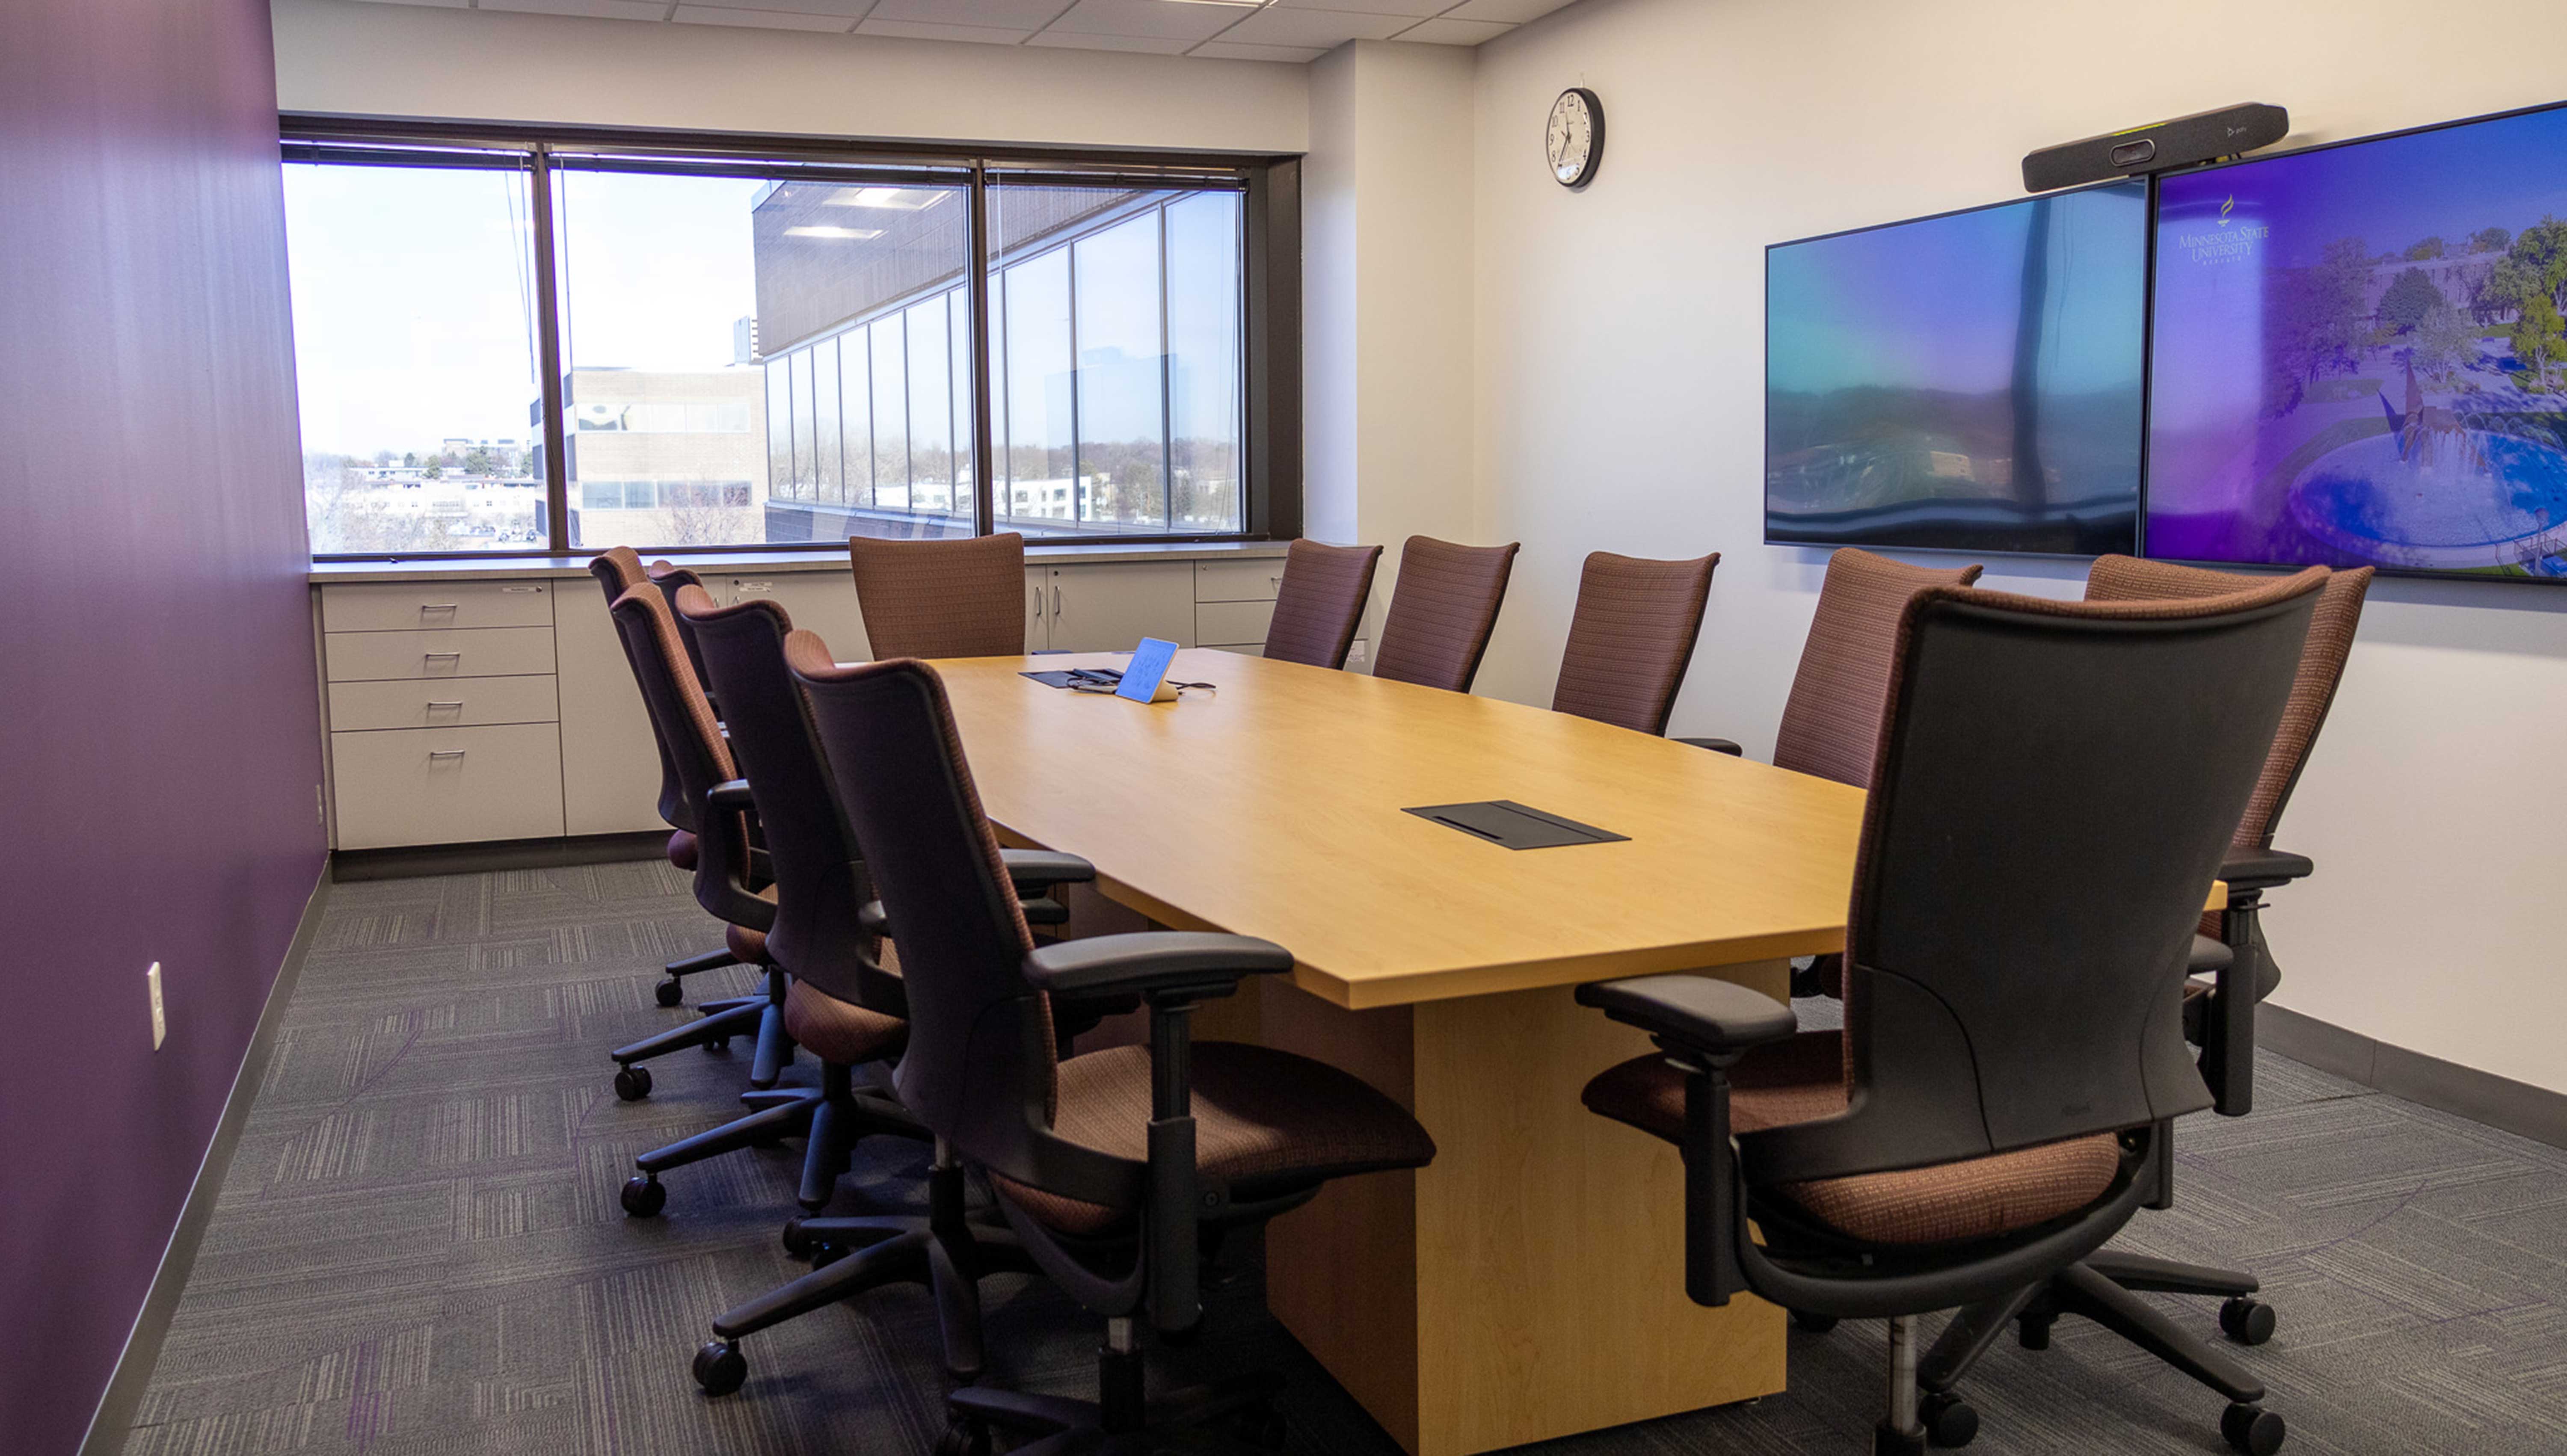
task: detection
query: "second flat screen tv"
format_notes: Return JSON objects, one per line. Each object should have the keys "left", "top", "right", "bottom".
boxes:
{"left": 1766, "top": 180, "right": 2148, "bottom": 555}
{"left": 2149, "top": 102, "right": 2567, "bottom": 579}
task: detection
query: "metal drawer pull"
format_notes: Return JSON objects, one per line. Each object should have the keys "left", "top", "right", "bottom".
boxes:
{"left": 500, "top": 586, "right": 543, "bottom": 594}
{"left": 419, "top": 603, "right": 459, "bottom": 613}
{"left": 425, "top": 701, "right": 464, "bottom": 710}
{"left": 423, "top": 651, "right": 463, "bottom": 659}
{"left": 428, "top": 750, "right": 468, "bottom": 760}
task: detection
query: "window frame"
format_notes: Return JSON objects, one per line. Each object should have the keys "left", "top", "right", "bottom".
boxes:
{"left": 281, "top": 115, "right": 1302, "bottom": 560}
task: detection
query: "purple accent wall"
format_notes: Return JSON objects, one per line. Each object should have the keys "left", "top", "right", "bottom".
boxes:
{"left": 0, "top": 0, "right": 325, "bottom": 1451}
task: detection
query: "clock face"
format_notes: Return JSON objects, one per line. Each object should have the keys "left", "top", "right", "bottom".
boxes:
{"left": 1546, "top": 88, "right": 1601, "bottom": 188}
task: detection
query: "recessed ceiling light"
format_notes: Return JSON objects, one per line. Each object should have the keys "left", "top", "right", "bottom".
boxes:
{"left": 826, "top": 186, "right": 950, "bottom": 210}
{"left": 784, "top": 225, "right": 886, "bottom": 240}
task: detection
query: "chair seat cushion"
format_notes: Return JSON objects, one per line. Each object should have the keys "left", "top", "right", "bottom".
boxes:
{"left": 722, "top": 883, "right": 778, "bottom": 963}
{"left": 996, "top": 1041, "right": 1436, "bottom": 1236}
{"left": 1583, "top": 1031, "right": 2122, "bottom": 1247}
{"left": 782, "top": 965, "right": 905, "bottom": 1067}
{"left": 667, "top": 830, "right": 699, "bottom": 872}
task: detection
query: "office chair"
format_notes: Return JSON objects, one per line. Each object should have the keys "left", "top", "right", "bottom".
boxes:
{"left": 793, "top": 653, "right": 1437, "bottom": 1455}
{"left": 1897, "top": 557, "right": 2375, "bottom": 1450}
{"left": 1550, "top": 550, "right": 1721, "bottom": 735}
{"left": 847, "top": 530, "right": 1028, "bottom": 658}
{"left": 1371, "top": 535, "right": 1522, "bottom": 692}
{"left": 588, "top": 547, "right": 747, "bottom": 1008}
{"left": 1677, "top": 548, "right": 1983, "bottom": 997}
{"left": 1261, "top": 538, "right": 1382, "bottom": 670}
{"left": 599, "top": 583, "right": 797, "bottom": 1178}
{"left": 1578, "top": 568, "right": 2327, "bottom": 1456}
{"left": 673, "top": 594, "right": 1100, "bottom": 1395}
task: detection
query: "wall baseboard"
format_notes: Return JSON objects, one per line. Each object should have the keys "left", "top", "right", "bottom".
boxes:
{"left": 74, "top": 865, "right": 332, "bottom": 1456}
{"left": 2262, "top": 1003, "right": 2567, "bottom": 1151}
{"left": 330, "top": 830, "right": 665, "bottom": 882}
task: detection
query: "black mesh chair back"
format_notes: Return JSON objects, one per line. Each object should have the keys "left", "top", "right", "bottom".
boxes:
{"left": 607, "top": 584, "right": 766, "bottom": 932}
{"left": 1743, "top": 569, "right": 2328, "bottom": 1192}
{"left": 677, "top": 589, "right": 891, "bottom": 1009}
{"left": 793, "top": 654, "right": 1134, "bottom": 1208}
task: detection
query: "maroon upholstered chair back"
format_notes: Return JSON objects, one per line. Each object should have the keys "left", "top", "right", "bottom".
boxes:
{"left": 1550, "top": 550, "right": 1721, "bottom": 735}
{"left": 1262, "top": 539, "right": 1382, "bottom": 670}
{"left": 1772, "top": 548, "right": 1984, "bottom": 787}
{"left": 2084, "top": 556, "right": 2373, "bottom": 850}
{"left": 847, "top": 531, "right": 1028, "bottom": 660}
{"left": 1371, "top": 536, "right": 1522, "bottom": 693}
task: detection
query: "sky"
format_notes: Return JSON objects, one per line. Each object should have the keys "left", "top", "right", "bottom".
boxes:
{"left": 1766, "top": 180, "right": 2148, "bottom": 398}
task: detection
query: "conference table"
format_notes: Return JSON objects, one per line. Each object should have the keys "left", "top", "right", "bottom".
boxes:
{"left": 929, "top": 648, "right": 2221, "bottom": 1456}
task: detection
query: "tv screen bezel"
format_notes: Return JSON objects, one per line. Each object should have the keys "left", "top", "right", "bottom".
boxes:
{"left": 2139, "top": 94, "right": 2567, "bottom": 586}
{"left": 1762, "top": 175, "right": 2154, "bottom": 560}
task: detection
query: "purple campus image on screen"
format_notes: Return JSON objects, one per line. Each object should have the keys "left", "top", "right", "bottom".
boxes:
{"left": 2149, "top": 105, "right": 2567, "bottom": 577}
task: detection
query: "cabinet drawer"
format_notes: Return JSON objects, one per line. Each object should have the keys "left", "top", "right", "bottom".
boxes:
{"left": 1195, "top": 598, "right": 1275, "bottom": 646}
{"left": 321, "top": 579, "right": 556, "bottom": 632}
{"left": 329, "top": 723, "right": 565, "bottom": 850}
{"left": 328, "top": 675, "right": 559, "bottom": 731}
{"left": 325, "top": 626, "right": 556, "bottom": 682}
{"left": 1195, "top": 558, "right": 1286, "bottom": 603}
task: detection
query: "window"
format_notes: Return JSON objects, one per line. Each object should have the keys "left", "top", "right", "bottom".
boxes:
{"left": 282, "top": 126, "right": 1287, "bottom": 558}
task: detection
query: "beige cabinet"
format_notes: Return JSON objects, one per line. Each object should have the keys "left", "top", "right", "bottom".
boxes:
{"left": 324, "top": 626, "right": 555, "bottom": 682}
{"left": 554, "top": 579, "right": 665, "bottom": 837}
{"left": 1192, "top": 556, "right": 1283, "bottom": 652}
{"left": 1034, "top": 562, "right": 1197, "bottom": 652}
{"left": 327, "top": 675, "right": 558, "bottom": 731}
{"left": 722, "top": 572, "right": 871, "bottom": 659}
{"left": 320, "top": 578, "right": 555, "bottom": 632}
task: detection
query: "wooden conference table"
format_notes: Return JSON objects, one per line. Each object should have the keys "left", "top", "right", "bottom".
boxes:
{"left": 929, "top": 648, "right": 2220, "bottom": 1456}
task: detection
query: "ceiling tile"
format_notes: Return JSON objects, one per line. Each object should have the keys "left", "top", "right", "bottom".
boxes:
{"left": 855, "top": 16, "right": 1038, "bottom": 41}
{"left": 1444, "top": 0, "right": 1576, "bottom": 20}
{"left": 1192, "top": 38, "right": 1327, "bottom": 61}
{"left": 679, "top": 0, "right": 877, "bottom": 14}
{"left": 1269, "top": 0, "right": 1446, "bottom": 16}
{"left": 1045, "top": 0, "right": 1248, "bottom": 41}
{"left": 1025, "top": 29, "right": 1194, "bottom": 52}
{"left": 867, "top": 0, "right": 1064, "bottom": 25}
{"left": 479, "top": 0, "right": 670, "bottom": 19}
{"left": 1218, "top": 5, "right": 1408, "bottom": 45}
{"left": 672, "top": 6, "right": 861, "bottom": 29}
{"left": 1392, "top": 15, "right": 1510, "bottom": 42}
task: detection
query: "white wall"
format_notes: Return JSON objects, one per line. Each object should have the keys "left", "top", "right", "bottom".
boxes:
{"left": 1302, "top": 42, "right": 1478, "bottom": 640}
{"left": 1469, "top": 0, "right": 2567, "bottom": 1093}
{"left": 268, "top": 0, "right": 1308, "bottom": 152}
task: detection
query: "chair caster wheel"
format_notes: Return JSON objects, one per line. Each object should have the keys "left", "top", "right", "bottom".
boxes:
{"left": 934, "top": 1418, "right": 991, "bottom": 1456}
{"left": 692, "top": 1341, "right": 746, "bottom": 1397}
{"left": 703, "top": 1037, "right": 730, "bottom": 1054}
{"left": 654, "top": 979, "right": 684, "bottom": 1008}
{"left": 781, "top": 1218, "right": 813, "bottom": 1258}
{"left": 810, "top": 1241, "right": 847, "bottom": 1269}
{"left": 1790, "top": 1311, "right": 1839, "bottom": 1334}
{"left": 2222, "top": 1403, "right": 2285, "bottom": 1455}
{"left": 1873, "top": 1420, "right": 1926, "bottom": 1456}
{"left": 2016, "top": 1312, "right": 2054, "bottom": 1351}
{"left": 2220, "top": 1296, "right": 2276, "bottom": 1346}
{"left": 612, "top": 1066, "right": 652, "bottom": 1101}
{"left": 1920, "top": 1391, "right": 1978, "bottom": 1447}
{"left": 621, "top": 1175, "right": 666, "bottom": 1218}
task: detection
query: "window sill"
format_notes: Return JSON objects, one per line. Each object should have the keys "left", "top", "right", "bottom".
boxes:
{"left": 306, "top": 538, "right": 1289, "bottom": 584}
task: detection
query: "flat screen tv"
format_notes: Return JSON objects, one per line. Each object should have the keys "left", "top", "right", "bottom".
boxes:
{"left": 2149, "top": 101, "right": 2567, "bottom": 579}
{"left": 1765, "top": 180, "right": 2148, "bottom": 555}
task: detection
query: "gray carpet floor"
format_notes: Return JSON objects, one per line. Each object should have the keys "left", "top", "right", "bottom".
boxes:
{"left": 127, "top": 862, "right": 2567, "bottom": 1456}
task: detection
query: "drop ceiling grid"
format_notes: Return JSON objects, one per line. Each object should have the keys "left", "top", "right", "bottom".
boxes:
{"left": 371, "top": 0, "right": 1577, "bottom": 58}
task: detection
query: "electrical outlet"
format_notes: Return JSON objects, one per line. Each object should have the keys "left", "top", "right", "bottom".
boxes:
{"left": 147, "top": 962, "right": 166, "bottom": 1050}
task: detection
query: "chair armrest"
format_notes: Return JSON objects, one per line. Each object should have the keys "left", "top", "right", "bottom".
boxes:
{"left": 1575, "top": 974, "right": 1796, "bottom": 1057}
{"left": 707, "top": 778, "right": 754, "bottom": 813}
{"left": 1672, "top": 737, "right": 1745, "bottom": 757}
{"left": 1023, "top": 932, "right": 1292, "bottom": 1003}
{"left": 2221, "top": 846, "right": 2313, "bottom": 891}
{"left": 2188, "top": 935, "right": 2232, "bottom": 977}
{"left": 1001, "top": 848, "right": 1097, "bottom": 889}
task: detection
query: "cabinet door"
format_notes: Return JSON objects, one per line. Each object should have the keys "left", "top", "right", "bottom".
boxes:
{"left": 1026, "top": 566, "right": 1052, "bottom": 651}
{"left": 556, "top": 577, "right": 665, "bottom": 836}
{"left": 331, "top": 723, "right": 565, "bottom": 850}
{"left": 1044, "top": 562, "right": 1198, "bottom": 653}
{"left": 727, "top": 573, "right": 871, "bottom": 661}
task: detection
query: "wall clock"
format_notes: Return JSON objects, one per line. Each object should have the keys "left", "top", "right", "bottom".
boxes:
{"left": 1546, "top": 87, "right": 1604, "bottom": 189}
